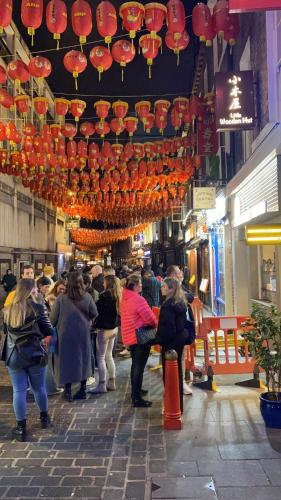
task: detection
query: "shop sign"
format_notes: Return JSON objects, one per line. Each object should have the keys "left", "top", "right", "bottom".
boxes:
{"left": 215, "top": 71, "right": 255, "bottom": 131}
{"left": 197, "top": 113, "right": 218, "bottom": 156}
{"left": 66, "top": 217, "right": 80, "bottom": 231}
{"left": 229, "top": 1, "right": 281, "bottom": 12}
{"left": 57, "top": 243, "right": 73, "bottom": 255}
{"left": 245, "top": 225, "right": 281, "bottom": 245}
{"left": 193, "top": 187, "right": 216, "bottom": 210}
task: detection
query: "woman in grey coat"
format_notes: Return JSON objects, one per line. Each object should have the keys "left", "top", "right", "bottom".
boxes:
{"left": 50, "top": 272, "right": 98, "bottom": 402}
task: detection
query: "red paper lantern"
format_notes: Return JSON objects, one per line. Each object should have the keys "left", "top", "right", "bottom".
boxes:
{"left": 224, "top": 12, "right": 240, "bottom": 45}
{"left": 14, "top": 95, "right": 30, "bottom": 117}
{"left": 173, "top": 97, "right": 188, "bottom": 117}
{"left": 165, "top": 30, "right": 190, "bottom": 64}
{"left": 167, "top": 0, "right": 185, "bottom": 40}
{"left": 155, "top": 112, "right": 167, "bottom": 135}
{"left": 171, "top": 107, "right": 182, "bottom": 131}
{"left": 6, "top": 122, "right": 17, "bottom": 143}
{"left": 110, "top": 118, "right": 125, "bottom": 137}
{"left": 0, "top": 0, "right": 13, "bottom": 34}
{"left": 135, "top": 101, "right": 151, "bottom": 125}
{"left": 23, "top": 122, "right": 36, "bottom": 136}
{"left": 63, "top": 50, "right": 87, "bottom": 90}
{"left": 119, "top": 2, "right": 145, "bottom": 41}
{"left": 71, "top": 0, "right": 92, "bottom": 47}
{"left": 112, "top": 143, "right": 123, "bottom": 158}
{"left": 112, "top": 40, "right": 135, "bottom": 81}
{"left": 33, "top": 97, "right": 48, "bottom": 121}
{"left": 95, "top": 120, "right": 110, "bottom": 138}
{"left": 7, "top": 60, "right": 29, "bottom": 88}
{"left": 94, "top": 100, "right": 111, "bottom": 121}
{"left": 46, "top": 0, "right": 67, "bottom": 48}
{"left": 21, "top": 0, "right": 43, "bottom": 45}
{"left": 139, "top": 34, "right": 161, "bottom": 78}
{"left": 0, "top": 88, "right": 14, "bottom": 110}
{"left": 212, "top": 0, "right": 229, "bottom": 39}
{"left": 0, "top": 65, "right": 7, "bottom": 85}
{"left": 55, "top": 98, "right": 69, "bottom": 123}
{"left": 144, "top": 113, "right": 154, "bottom": 133}
{"left": 29, "top": 56, "right": 52, "bottom": 80}
{"left": 190, "top": 94, "right": 203, "bottom": 120}
{"left": 144, "top": 3, "right": 167, "bottom": 38}
{"left": 124, "top": 117, "right": 138, "bottom": 137}
{"left": 155, "top": 99, "right": 170, "bottom": 115}
{"left": 0, "top": 122, "right": 6, "bottom": 142}
{"left": 50, "top": 124, "right": 62, "bottom": 141}
{"left": 192, "top": 3, "right": 214, "bottom": 46}
{"left": 89, "top": 46, "right": 113, "bottom": 81}
{"left": 80, "top": 121, "right": 95, "bottom": 139}
{"left": 96, "top": 1, "right": 117, "bottom": 45}
{"left": 62, "top": 122, "right": 77, "bottom": 140}
{"left": 112, "top": 100, "right": 128, "bottom": 120}
{"left": 70, "top": 99, "right": 86, "bottom": 121}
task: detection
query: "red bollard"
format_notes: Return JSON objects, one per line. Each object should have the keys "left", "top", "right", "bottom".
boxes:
{"left": 163, "top": 350, "right": 182, "bottom": 430}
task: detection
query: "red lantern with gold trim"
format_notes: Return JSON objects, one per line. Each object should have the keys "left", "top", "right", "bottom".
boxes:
{"left": 46, "top": 0, "right": 67, "bottom": 49}
{"left": 110, "top": 118, "right": 125, "bottom": 138}
{"left": 112, "top": 100, "right": 128, "bottom": 121}
{"left": 173, "top": 97, "right": 189, "bottom": 118}
{"left": 95, "top": 120, "right": 110, "bottom": 138}
{"left": 0, "top": 0, "right": 13, "bottom": 34}
{"left": 155, "top": 113, "right": 167, "bottom": 135}
{"left": 155, "top": 99, "right": 170, "bottom": 116}
{"left": 33, "top": 97, "right": 48, "bottom": 121}
{"left": 212, "top": 0, "right": 229, "bottom": 39}
{"left": 190, "top": 94, "right": 203, "bottom": 120}
{"left": 224, "top": 12, "right": 239, "bottom": 46}
{"left": 71, "top": 0, "right": 92, "bottom": 47}
{"left": 29, "top": 56, "right": 52, "bottom": 81}
{"left": 124, "top": 117, "right": 138, "bottom": 137}
{"left": 139, "top": 34, "right": 161, "bottom": 79}
{"left": 192, "top": 3, "right": 214, "bottom": 46}
{"left": 112, "top": 40, "right": 135, "bottom": 81}
{"left": 144, "top": 3, "right": 167, "bottom": 39}
{"left": 21, "top": 0, "right": 43, "bottom": 46}
{"left": 0, "top": 88, "right": 14, "bottom": 110}
{"left": 144, "top": 113, "right": 154, "bottom": 133}
{"left": 0, "top": 122, "right": 6, "bottom": 142}
{"left": 94, "top": 100, "right": 111, "bottom": 121}
{"left": 167, "top": 0, "right": 185, "bottom": 40}
{"left": 96, "top": 1, "right": 117, "bottom": 46}
{"left": 135, "top": 101, "right": 151, "bottom": 124}
{"left": 63, "top": 50, "right": 87, "bottom": 90}
{"left": 80, "top": 121, "right": 95, "bottom": 139}
{"left": 23, "top": 122, "right": 36, "bottom": 136}
{"left": 62, "top": 122, "right": 77, "bottom": 140}
{"left": 171, "top": 107, "right": 182, "bottom": 131}
{"left": 50, "top": 124, "right": 62, "bottom": 142}
{"left": 55, "top": 98, "right": 69, "bottom": 123}
{"left": 165, "top": 30, "right": 189, "bottom": 65}
{"left": 70, "top": 99, "right": 86, "bottom": 122}
{"left": 119, "top": 2, "right": 144, "bottom": 42}
{"left": 89, "top": 46, "right": 113, "bottom": 81}
{"left": 14, "top": 95, "right": 30, "bottom": 118}
{"left": 0, "top": 65, "right": 7, "bottom": 85}
{"left": 7, "top": 60, "right": 29, "bottom": 89}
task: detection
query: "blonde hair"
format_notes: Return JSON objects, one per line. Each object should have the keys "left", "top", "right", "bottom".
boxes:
{"left": 104, "top": 275, "right": 122, "bottom": 313}
{"left": 163, "top": 278, "right": 186, "bottom": 305}
{"left": 4, "top": 279, "right": 35, "bottom": 328}
{"left": 125, "top": 274, "right": 141, "bottom": 291}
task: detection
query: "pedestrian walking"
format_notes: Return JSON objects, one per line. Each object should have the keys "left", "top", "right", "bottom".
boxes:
{"left": 50, "top": 272, "right": 98, "bottom": 402}
{"left": 2, "top": 279, "right": 53, "bottom": 441}
{"left": 120, "top": 274, "right": 157, "bottom": 407}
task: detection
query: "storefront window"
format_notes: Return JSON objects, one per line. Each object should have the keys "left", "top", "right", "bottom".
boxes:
{"left": 260, "top": 245, "right": 277, "bottom": 304}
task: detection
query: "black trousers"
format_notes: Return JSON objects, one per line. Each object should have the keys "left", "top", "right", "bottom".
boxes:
{"left": 130, "top": 344, "right": 151, "bottom": 401}
{"left": 161, "top": 345, "right": 184, "bottom": 414}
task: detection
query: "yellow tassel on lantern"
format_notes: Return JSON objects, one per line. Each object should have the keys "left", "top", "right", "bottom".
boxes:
{"left": 54, "top": 33, "right": 61, "bottom": 50}
{"left": 73, "top": 71, "right": 79, "bottom": 91}
{"left": 28, "top": 27, "right": 35, "bottom": 46}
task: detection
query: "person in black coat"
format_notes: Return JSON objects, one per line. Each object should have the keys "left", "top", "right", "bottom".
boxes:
{"left": 2, "top": 279, "right": 53, "bottom": 441}
{"left": 1, "top": 269, "right": 17, "bottom": 294}
{"left": 155, "top": 278, "right": 189, "bottom": 414}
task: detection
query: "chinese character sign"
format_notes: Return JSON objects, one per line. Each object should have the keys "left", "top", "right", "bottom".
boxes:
{"left": 215, "top": 71, "right": 255, "bottom": 131}
{"left": 229, "top": 0, "right": 281, "bottom": 12}
{"left": 197, "top": 113, "right": 218, "bottom": 156}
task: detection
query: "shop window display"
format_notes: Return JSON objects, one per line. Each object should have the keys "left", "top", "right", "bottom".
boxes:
{"left": 261, "top": 245, "right": 277, "bottom": 304}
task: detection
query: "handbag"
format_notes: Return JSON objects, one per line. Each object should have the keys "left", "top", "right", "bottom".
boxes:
{"left": 136, "top": 326, "right": 157, "bottom": 345}
{"left": 184, "top": 305, "right": 196, "bottom": 345}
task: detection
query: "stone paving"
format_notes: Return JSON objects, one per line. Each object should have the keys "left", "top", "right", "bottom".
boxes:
{"left": 0, "top": 356, "right": 281, "bottom": 499}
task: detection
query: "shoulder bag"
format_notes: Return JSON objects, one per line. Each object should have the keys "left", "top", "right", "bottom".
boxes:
{"left": 136, "top": 326, "right": 157, "bottom": 345}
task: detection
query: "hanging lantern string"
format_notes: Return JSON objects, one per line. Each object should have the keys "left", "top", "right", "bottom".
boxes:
{"left": 53, "top": 92, "right": 190, "bottom": 98}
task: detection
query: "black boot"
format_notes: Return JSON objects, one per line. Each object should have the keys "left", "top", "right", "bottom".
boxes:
{"left": 73, "top": 388, "right": 87, "bottom": 400}
{"left": 63, "top": 387, "right": 73, "bottom": 402}
{"left": 133, "top": 398, "right": 152, "bottom": 408}
{"left": 40, "top": 412, "right": 51, "bottom": 429}
{"left": 12, "top": 420, "right": 27, "bottom": 442}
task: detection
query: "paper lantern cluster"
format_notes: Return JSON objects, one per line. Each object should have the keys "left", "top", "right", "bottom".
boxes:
{"left": 71, "top": 224, "right": 148, "bottom": 248}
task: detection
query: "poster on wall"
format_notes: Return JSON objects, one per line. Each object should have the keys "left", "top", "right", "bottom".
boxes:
{"left": 229, "top": 1, "right": 281, "bottom": 12}
{"left": 197, "top": 113, "right": 219, "bottom": 156}
{"left": 215, "top": 71, "right": 255, "bottom": 131}
{"left": 193, "top": 187, "right": 216, "bottom": 209}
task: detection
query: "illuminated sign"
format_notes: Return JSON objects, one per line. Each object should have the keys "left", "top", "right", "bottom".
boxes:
{"left": 245, "top": 225, "right": 281, "bottom": 245}
{"left": 193, "top": 187, "right": 216, "bottom": 210}
{"left": 215, "top": 71, "right": 255, "bottom": 131}
{"left": 229, "top": 1, "right": 281, "bottom": 13}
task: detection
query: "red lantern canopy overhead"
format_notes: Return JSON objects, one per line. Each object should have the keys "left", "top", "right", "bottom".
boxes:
{"left": 71, "top": 0, "right": 92, "bottom": 47}
{"left": 94, "top": 100, "right": 111, "bottom": 121}
{"left": 192, "top": 3, "right": 214, "bottom": 46}
{"left": 167, "top": 0, "right": 186, "bottom": 40}
{"left": 33, "top": 97, "right": 48, "bottom": 121}
{"left": 119, "top": 2, "right": 145, "bottom": 41}
{"left": 46, "top": 0, "right": 67, "bottom": 48}
{"left": 0, "top": 0, "right": 13, "bottom": 34}
{"left": 29, "top": 56, "right": 52, "bottom": 79}
{"left": 212, "top": 0, "right": 229, "bottom": 39}
{"left": 165, "top": 30, "right": 190, "bottom": 65}
{"left": 139, "top": 34, "right": 161, "bottom": 79}
{"left": 171, "top": 107, "right": 182, "bottom": 131}
{"left": 144, "top": 112, "right": 154, "bottom": 133}
{"left": 124, "top": 117, "right": 138, "bottom": 137}
{"left": 0, "top": 65, "right": 7, "bottom": 85}
{"left": 95, "top": 120, "right": 110, "bottom": 138}
{"left": 55, "top": 98, "right": 69, "bottom": 123}
{"left": 144, "top": 2, "right": 167, "bottom": 38}
{"left": 14, "top": 95, "right": 30, "bottom": 118}
{"left": 224, "top": 12, "right": 240, "bottom": 45}
{"left": 7, "top": 60, "right": 30, "bottom": 88}
{"left": 173, "top": 97, "right": 189, "bottom": 117}
{"left": 112, "top": 100, "right": 129, "bottom": 120}
{"left": 89, "top": 46, "right": 113, "bottom": 81}
{"left": 154, "top": 99, "right": 170, "bottom": 115}
{"left": 110, "top": 118, "right": 125, "bottom": 137}
{"left": 62, "top": 122, "right": 77, "bottom": 140}
{"left": 135, "top": 101, "right": 151, "bottom": 124}
{"left": 96, "top": 1, "right": 117, "bottom": 46}
{"left": 70, "top": 99, "right": 86, "bottom": 121}
{"left": 63, "top": 50, "right": 87, "bottom": 90}
{"left": 80, "top": 121, "right": 95, "bottom": 139}
{"left": 23, "top": 122, "right": 36, "bottom": 136}
{"left": 112, "top": 39, "right": 136, "bottom": 81}
{"left": 21, "top": 0, "right": 43, "bottom": 45}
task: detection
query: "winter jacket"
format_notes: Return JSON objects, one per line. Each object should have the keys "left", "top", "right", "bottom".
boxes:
{"left": 141, "top": 277, "right": 161, "bottom": 308}
{"left": 1, "top": 273, "right": 17, "bottom": 293}
{"left": 120, "top": 288, "right": 157, "bottom": 346}
{"left": 155, "top": 298, "right": 188, "bottom": 349}
{"left": 95, "top": 290, "right": 119, "bottom": 330}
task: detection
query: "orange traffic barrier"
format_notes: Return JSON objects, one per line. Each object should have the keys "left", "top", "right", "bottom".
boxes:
{"left": 163, "top": 350, "right": 182, "bottom": 430}
{"left": 191, "top": 297, "right": 204, "bottom": 336}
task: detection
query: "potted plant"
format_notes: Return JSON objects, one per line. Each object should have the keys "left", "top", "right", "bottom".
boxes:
{"left": 243, "top": 303, "right": 281, "bottom": 429}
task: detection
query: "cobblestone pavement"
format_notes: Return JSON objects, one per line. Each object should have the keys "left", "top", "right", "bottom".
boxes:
{"left": 0, "top": 356, "right": 281, "bottom": 499}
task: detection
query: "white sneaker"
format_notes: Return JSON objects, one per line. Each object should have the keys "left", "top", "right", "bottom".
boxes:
{"left": 183, "top": 382, "right": 193, "bottom": 395}
{"left": 86, "top": 377, "right": 96, "bottom": 386}
{"left": 118, "top": 348, "right": 130, "bottom": 357}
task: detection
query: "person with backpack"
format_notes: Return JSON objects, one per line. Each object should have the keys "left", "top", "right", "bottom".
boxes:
{"left": 2, "top": 279, "right": 53, "bottom": 441}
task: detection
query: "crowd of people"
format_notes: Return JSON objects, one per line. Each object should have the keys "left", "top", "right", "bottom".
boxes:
{"left": 0, "top": 262, "right": 195, "bottom": 441}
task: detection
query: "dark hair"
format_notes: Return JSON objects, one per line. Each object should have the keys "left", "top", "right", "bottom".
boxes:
{"left": 82, "top": 273, "right": 91, "bottom": 287}
{"left": 66, "top": 271, "right": 85, "bottom": 301}
{"left": 125, "top": 274, "right": 141, "bottom": 291}
{"left": 166, "top": 265, "right": 178, "bottom": 277}
{"left": 50, "top": 279, "right": 66, "bottom": 297}
{"left": 22, "top": 264, "right": 33, "bottom": 272}
{"left": 37, "top": 276, "right": 52, "bottom": 288}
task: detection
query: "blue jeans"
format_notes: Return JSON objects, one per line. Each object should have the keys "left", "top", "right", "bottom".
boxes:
{"left": 8, "top": 364, "right": 48, "bottom": 421}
